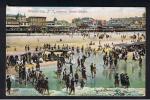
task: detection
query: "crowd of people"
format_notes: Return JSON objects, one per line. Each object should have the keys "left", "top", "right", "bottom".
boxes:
{"left": 114, "top": 73, "right": 130, "bottom": 88}
{"left": 6, "top": 32, "right": 145, "bottom": 95}
{"left": 6, "top": 54, "right": 50, "bottom": 95}
{"left": 55, "top": 46, "right": 90, "bottom": 95}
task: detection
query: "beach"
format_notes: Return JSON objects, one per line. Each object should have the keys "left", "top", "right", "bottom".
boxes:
{"left": 6, "top": 31, "right": 146, "bottom": 96}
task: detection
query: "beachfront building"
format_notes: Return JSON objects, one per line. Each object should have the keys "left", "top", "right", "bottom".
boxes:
{"left": 72, "top": 17, "right": 102, "bottom": 32}
{"left": 107, "top": 15, "right": 146, "bottom": 31}
{"left": 27, "top": 16, "right": 46, "bottom": 33}
{"left": 6, "top": 18, "right": 20, "bottom": 32}
{"left": 6, "top": 13, "right": 30, "bottom": 33}
{"left": 100, "top": 20, "right": 107, "bottom": 27}
{"left": 6, "top": 12, "right": 145, "bottom": 33}
{"left": 6, "top": 14, "right": 29, "bottom": 33}
{"left": 27, "top": 16, "right": 46, "bottom": 26}
{"left": 16, "top": 13, "right": 26, "bottom": 23}
{"left": 6, "top": 14, "right": 17, "bottom": 20}
{"left": 46, "top": 18, "right": 71, "bottom": 33}
{"left": 6, "top": 14, "right": 19, "bottom": 32}
{"left": 107, "top": 18, "right": 129, "bottom": 28}
{"left": 142, "top": 12, "right": 146, "bottom": 29}
{"left": 17, "top": 14, "right": 30, "bottom": 32}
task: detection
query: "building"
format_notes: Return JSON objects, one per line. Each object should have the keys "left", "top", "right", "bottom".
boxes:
{"left": 16, "top": 13, "right": 26, "bottom": 23}
{"left": 6, "top": 19, "right": 19, "bottom": 26}
{"left": 17, "top": 14, "right": 30, "bottom": 31}
{"left": 26, "top": 16, "right": 46, "bottom": 32}
{"left": 100, "top": 20, "right": 107, "bottom": 27}
{"left": 6, "top": 19, "right": 20, "bottom": 32}
{"left": 72, "top": 17, "right": 102, "bottom": 32}
{"left": 6, "top": 13, "right": 28, "bottom": 25}
{"left": 107, "top": 18, "right": 126, "bottom": 28}
{"left": 6, "top": 13, "right": 30, "bottom": 32}
{"left": 46, "top": 18, "right": 71, "bottom": 33}
{"left": 46, "top": 21, "right": 55, "bottom": 27}
{"left": 27, "top": 16, "right": 46, "bottom": 27}
{"left": 6, "top": 14, "right": 19, "bottom": 26}
{"left": 142, "top": 12, "right": 146, "bottom": 28}
{"left": 72, "top": 18, "right": 82, "bottom": 27}
{"left": 107, "top": 16, "right": 146, "bottom": 30}
{"left": 6, "top": 14, "right": 16, "bottom": 20}
{"left": 6, "top": 14, "right": 20, "bottom": 32}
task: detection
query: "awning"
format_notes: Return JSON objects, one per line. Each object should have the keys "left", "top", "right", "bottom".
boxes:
{"left": 131, "top": 41, "right": 145, "bottom": 45}
{"left": 114, "top": 41, "right": 145, "bottom": 48}
{"left": 6, "top": 25, "right": 20, "bottom": 27}
{"left": 47, "top": 49, "right": 69, "bottom": 52}
{"left": 114, "top": 43, "right": 130, "bottom": 48}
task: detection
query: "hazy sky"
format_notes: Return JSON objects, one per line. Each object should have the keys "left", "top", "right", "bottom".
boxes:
{"left": 6, "top": 6, "right": 145, "bottom": 22}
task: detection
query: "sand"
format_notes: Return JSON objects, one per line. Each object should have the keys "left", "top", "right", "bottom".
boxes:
{"left": 6, "top": 32, "right": 145, "bottom": 75}
{"left": 6, "top": 32, "right": 145, "bottom": 53}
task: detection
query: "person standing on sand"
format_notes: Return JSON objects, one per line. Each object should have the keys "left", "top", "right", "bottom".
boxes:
{"left": 139, "top": 56, "right": 142, "bottom": 68}
{"left": 69, "top": 77, "right": 75, "bottom": 95}
{"left": 120, "top": 73, "right": 124, "bottom": 87}
{"left": 103, "top": 53, "right": 106, "bottom": 65}
{"left": 93, "top": 64, "right": 96, "bottom": 78}
{"left": 62, "top": 68, "right": 67, "bottom": 81}
{"left": 25, "top": 45, "right": 27, "bottom": 51}
{"left": 82, "top": 67, "right": 87, "bottom": 80}
{"left": 114, "top": 73, "right": 119, "bottom": 87}
{"left": 90, "top": 63, "right": 94, "bottom": 78}
{"left": 74, "top": 71, "right": 79, "bottom": 85}
{"left": 6, "top": 75, "right": 12, "bottom": 95}
{"left": 77, "top": 57, "right": 80, "bottom": 67}
{"left": 27, "top": 45, "right": 30, "bottom": 51}
{"left": 27, "top": 68, "right": 31, "bottom": 82}
{"left": 65, "top": 74, "right": 70, "bottom": 92}
{"left": 114, "top": 57, "right": 118, "bottom": 68}
{"left": 81, "top": 45, "right": 84, "bottom": 53}
{"left": 36, "top": 62, "right": 40, "bottom": 71}
{"left": 109, "top": 55, "right": 113, "bottom": 69}
{"left": 70, "top": 64, "right": 73, "bottom": 76}
{"left": 125, "top": 76, "right": 130, "bottom": 88}
{"left": 80, "top": 78, "right": 85, "bottom": 89}
{"left": 124, "top": 54, "right": 127, "bottom": 62}
{"left": 22, "top": 65, "right": 26, "bottom": 85}
{"left": 44, "top": 77, "right": 49, "bottom": 95}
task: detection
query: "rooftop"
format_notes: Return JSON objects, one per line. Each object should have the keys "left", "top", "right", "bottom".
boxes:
{"left": 6, "top": 14, "right": 16, "bottom": 17}
{"left": 28, "top": 16, "right": 46, "bottom": 18}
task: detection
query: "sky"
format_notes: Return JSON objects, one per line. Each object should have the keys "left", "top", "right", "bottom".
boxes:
{"left": 6, "top": 6, "right": 145, "bottom": 22}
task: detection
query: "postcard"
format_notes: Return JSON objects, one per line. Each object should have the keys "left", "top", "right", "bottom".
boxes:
{"left": 6, "top": 7, "right": 146, "bottom": 96}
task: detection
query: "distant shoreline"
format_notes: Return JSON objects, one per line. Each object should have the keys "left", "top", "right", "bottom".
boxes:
{"left": 6, "top": 29, "right": 146, "bottom": 34}
{"left": 6, "top": 30, "right": 146, "bottom": 36}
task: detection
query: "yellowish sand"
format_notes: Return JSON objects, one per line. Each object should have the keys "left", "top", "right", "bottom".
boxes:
{"left": 6, "top": 34, "right": 145, "bottom": 75}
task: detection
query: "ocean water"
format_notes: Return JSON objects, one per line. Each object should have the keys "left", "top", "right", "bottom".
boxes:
{"left": 12, "top": 52, "right": 145, "bottom": 90}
